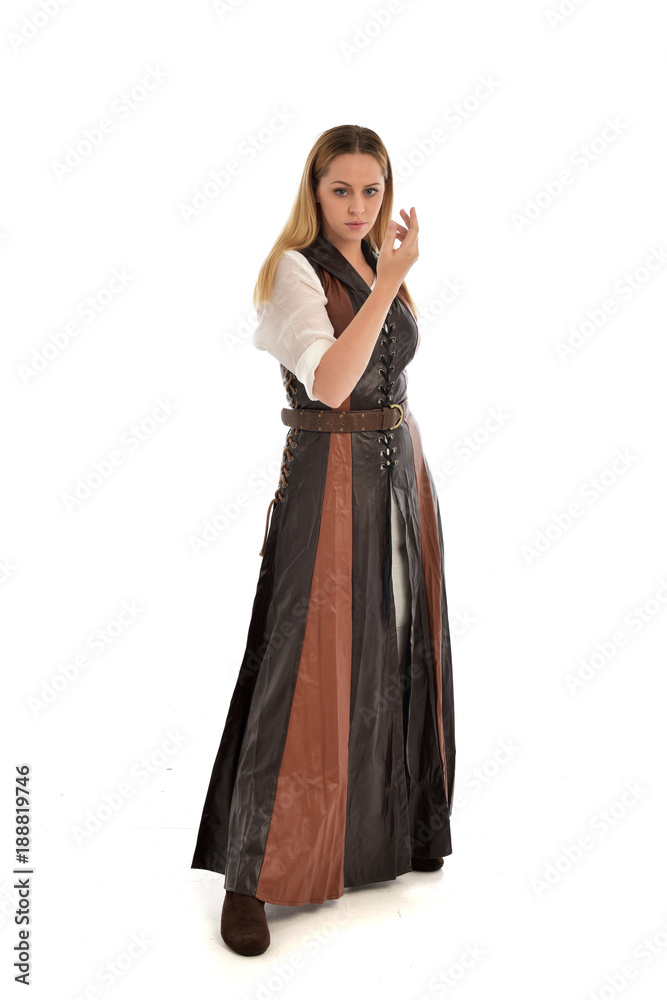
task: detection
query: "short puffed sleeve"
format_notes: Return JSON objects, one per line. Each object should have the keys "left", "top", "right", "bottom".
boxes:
{"left": 252, "top": 250, "right": 337, "bottom": 402}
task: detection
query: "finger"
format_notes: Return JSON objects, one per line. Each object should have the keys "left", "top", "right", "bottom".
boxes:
{"left": 402, "top": 209, "right": 418, "bottom": 239}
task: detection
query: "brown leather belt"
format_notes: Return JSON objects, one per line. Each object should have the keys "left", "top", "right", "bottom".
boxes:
{"left": 281, "top": 400, "right": 409, "bottom": 433}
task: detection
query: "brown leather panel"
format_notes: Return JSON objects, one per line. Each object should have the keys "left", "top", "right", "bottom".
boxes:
{"left": 321, "top": 269, "right": 354, "bottom": 342}
{"left": 406, "top": 414, "right": 448, "bottom": 794}
{"left": 256, "top": 431, "right": 353, "bottom": 905}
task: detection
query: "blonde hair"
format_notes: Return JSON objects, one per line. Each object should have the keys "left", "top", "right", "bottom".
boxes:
{"left": 252, "top": 124, "right": 418, "bottom": 318}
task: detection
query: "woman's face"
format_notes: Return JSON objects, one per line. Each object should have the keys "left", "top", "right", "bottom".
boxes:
{"left": 315, "top": 152, "right": 386, "bottom": 248}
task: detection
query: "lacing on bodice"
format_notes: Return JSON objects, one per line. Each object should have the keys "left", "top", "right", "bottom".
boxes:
{"left": 258, "top": 369, "right": 302, "bottom": 556}
{"left": 378, "top": 314, "right": 398, "bottom": 473}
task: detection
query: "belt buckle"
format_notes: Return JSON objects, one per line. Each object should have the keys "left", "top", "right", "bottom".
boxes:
{"left": 388, "top": 402, "right": 404, "bottom": 429}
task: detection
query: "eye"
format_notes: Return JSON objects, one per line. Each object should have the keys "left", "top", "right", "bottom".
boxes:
{"left": 333, "top": 188, "right": 381, "bottom": 197}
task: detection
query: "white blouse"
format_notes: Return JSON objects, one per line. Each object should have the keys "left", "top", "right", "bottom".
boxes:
{"left": 252, "top": 249, "right": 410, "bottom": 649}
{"left": 252, "top": 250, "right": 375, "bottom": 403}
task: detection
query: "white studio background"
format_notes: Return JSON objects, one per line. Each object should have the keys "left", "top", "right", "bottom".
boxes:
{"left": 1, "top": 1, "right": 666, "bottom": 998}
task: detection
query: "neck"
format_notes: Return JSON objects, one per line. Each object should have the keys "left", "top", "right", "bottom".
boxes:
{"left": 321, "top": 232, "right": 367, "bottom": 268}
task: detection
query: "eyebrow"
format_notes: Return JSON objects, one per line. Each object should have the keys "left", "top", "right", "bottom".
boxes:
{"left": 328, "top": 180, "right": 383, "bottom": 186}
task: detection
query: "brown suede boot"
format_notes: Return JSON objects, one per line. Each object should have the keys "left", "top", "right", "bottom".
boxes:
{"left": 411, "top": 857, "right": 444, "bottom": 871}
{"left": 220, "top": 890, "right": 270, "bottom": 956}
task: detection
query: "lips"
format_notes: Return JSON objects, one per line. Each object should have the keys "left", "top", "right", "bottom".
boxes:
{"left": 346, "top": 222, "right": 365, "bottom": 228}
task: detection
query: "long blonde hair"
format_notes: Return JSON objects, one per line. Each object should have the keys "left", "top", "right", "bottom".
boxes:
{"left": 252, "top": 124, "right": 418, "bottom": 318}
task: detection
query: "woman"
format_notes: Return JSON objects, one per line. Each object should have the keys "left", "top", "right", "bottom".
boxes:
{"left": 191, "top": 124, "right": 456, "bottom": 957}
